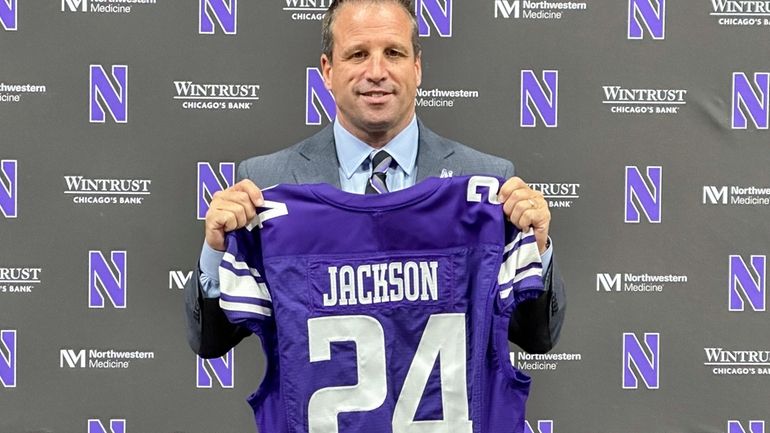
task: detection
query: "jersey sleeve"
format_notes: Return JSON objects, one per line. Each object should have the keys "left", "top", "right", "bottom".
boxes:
{"left": 496, "top": 225, "right": 544, "bottom": 309}
{"left": 218, "top": 226, "right": 273, "bottom": 326}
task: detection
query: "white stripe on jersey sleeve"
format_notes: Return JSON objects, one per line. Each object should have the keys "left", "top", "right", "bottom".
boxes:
{"left": 512, "top": 266, "right": 542, "bottom": 285}
{"left": 220, "top": 254, "right": 272, "bottom": 301}
{"left": 219, "top": 271, "right": 272, "bottom": 301}
{"left": 499, "top": 287, "right": 514, "bottom": 299}
{"left": 502, "top": 231, "right": 525, "bottom": 255}
{"left": 497, "top": 229, "right": 542, "bottom": 286}
{"left": 222, "top": 253, "right": 262, "bottom": 277}
{"left": 219, "top": 300, "right": 272, "bottom": 317}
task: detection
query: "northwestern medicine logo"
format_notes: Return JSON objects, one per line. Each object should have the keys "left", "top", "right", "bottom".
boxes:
{"left": 62, "top": 0, "right": 151, "bottom": 13}
{"left": 729, "top": 421, "right": 766, "bottom": 433}
{"left": 197, "top": 162, "right": 235, "bottom": 220}
{"left": 732, "top": 72, "right": 769, "bottom": 129}
{"left": 622, "top": 332, "right": 660, "bottom": 389}
{"left": 88, "top": 419, "right": 126, "bottom": 433}
{"left": 169, "top": 270, "right": 193, "bottom": 290}
{"left": 199, "top": 0, "right": 237, "bottom": 35}
{"left": 0, "top": 330, "right": 16, "bottom": 388}
{"left": 625, "top": 166, "right": 662, "bottom": 223}
{"left": 306, "top": 67, "right": 336, "bottom": 125}
{"left": 0, "top": 160, "right": 17, "bottom": 218}
{"left": 703, "top": 185, "right": 770, "bottom": 206}
{"left": 628, "top": 0, "right": 665, "bottom": 40}
{"left": 90, "top": 65, "right": 128, "bottom": 124}
{"left": 60, "top": 348, "right": 154, "bottom": 369}
{"left": 494, "top": 0, "right": 588, "bottom": 20}
{"left": 0, "top": 0, "right": 17, "bottom": 31}
{"left": 729, "top": 255, "right": 766, "bottom": 312}
{"left": 88, "top": 250, "right": 127, "bottom": 309}
{"left": 525, "top": 420, "right": 554, "bottom": 433}
{"left": 596, "top": 272, "right": 687, "bottom": 293}
{"left": 416, "top": 0, "right": 452, "bottom": 37}
{"left": 197, "top": 350, "right": 234, "bottom": 388}
{"left": 520, "top": 70, "right": 558, "bottom": 128}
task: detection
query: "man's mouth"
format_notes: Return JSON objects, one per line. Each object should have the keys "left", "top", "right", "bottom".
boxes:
{"left": 360, "top": 90, "right": 393, "bottom": 103}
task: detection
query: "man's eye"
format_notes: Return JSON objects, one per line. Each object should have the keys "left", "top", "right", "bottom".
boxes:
{"left": 386, "top": 49, "right": 403, "bottom": 57}
{"left": 351, "top": 52, "right": 366, "bottom": 59}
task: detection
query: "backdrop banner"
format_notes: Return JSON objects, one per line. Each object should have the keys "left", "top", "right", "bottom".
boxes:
{"left": 1, "top": 1, "right": 769, "bottom": 432}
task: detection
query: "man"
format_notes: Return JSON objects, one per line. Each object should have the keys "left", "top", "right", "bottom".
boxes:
{"left": 185, "top": 0, "right": 565, "bottom": 360}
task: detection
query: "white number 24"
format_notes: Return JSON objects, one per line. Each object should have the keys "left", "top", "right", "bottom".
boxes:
{"left": 307, "top": 313, "right": 473, "bottom": 433}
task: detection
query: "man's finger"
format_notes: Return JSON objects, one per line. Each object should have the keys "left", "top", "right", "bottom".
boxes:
{"left": 225, "top": 190, "right": 258, "bottom": 222}
{"left": 497, "top": 176, "right": 526, "bottom": 202}
{"left": 232, "top": 179, "right": 264, "bottom": 207}
{"left": 215, "top": 201, "right": 249, "bottom": 229}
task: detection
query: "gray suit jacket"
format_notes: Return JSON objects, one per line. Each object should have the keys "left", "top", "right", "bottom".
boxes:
{"left": 185, "top": 121, "right": 566, "bottom": 357}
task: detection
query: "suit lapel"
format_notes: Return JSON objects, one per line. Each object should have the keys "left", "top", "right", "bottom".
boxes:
{"left": 416, "top": 121, "right": 456, "bottom": 182}
{"left": 293, "top": 125, "right": 341, "bottom": 188}
{"left": 294, "top": 121, "right": 456, "bottom": 186}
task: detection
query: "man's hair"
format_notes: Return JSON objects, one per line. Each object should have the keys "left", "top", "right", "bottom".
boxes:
{"left": 321, "top": 0, "right": 421, "bottom": 63}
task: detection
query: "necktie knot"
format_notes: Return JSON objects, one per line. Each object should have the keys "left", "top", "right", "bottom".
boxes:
{"left": 365, "top": 150, "right": 394, "bottom": 194}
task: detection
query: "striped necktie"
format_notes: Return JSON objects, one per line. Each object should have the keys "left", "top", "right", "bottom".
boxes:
{"left": 365, "top": 150, "right": 394, "bottom": 194}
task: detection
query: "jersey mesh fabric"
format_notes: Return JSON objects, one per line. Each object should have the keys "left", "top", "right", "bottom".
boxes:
{"left": 219, "top": 175, "right": 544, "bottom": 433}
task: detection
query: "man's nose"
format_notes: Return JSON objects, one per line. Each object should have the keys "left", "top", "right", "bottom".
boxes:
{"left": 365, "top": 54, "right": 387, "bottom": 83}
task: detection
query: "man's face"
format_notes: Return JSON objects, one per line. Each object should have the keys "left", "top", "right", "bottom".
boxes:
{"left": 321, "top": 2, "right": 422, "bottom": 144}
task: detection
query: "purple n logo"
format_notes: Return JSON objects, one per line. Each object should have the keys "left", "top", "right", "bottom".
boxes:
{"left": 520, "top": 70, "right": 558, "bottom": 128}
{"left": 197, "top": 162, "right": 235, "bottom": 220}
{"left": 0, "top": 0, "right": 17, "bottom": 31}
{"left": 90, "top": 65, "right": 128, "bottom": 123}
{"left": 732, "top": 72, "right": 770, "bottom": 130}
{"left": 625, "top": 166, "right": 661, "bottom": 223}
{"left": 0, "top": 160, "right": 17, "bottom": 218}
{"left": 729, "top": 421, "right": 766, "bottom": 433}
{"left": 88, "top": 250, "right": 127, "bottom": 309}
{"left": 87, "top": 419, "right": 126, "bottom": 433}
{"left": 628, "top": 0, "right": 665, "bottom": 40}
{"left": 306, "top": 67, "right": 336, "bottom": 125}
{"left": 199, "top": 0, "right": 237, "bottom": 35}
{"left": 622, "top": 332, "right": 659, "bottom": 389}
{"left": 525, "top": 420, "right": 554, "bottom": 433}
{"left": 0, "top": 330, "right": 16, "bottom": 388}
{"left": 416, "top": 0, "right": 452, "bottom": 37}
{"left": 197, "top": 350, "right": 234, "bottom": 388}
{"left": 729, "top": 255, "right": 766, "bottom": 312}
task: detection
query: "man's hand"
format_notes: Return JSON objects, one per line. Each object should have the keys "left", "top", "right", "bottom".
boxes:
{"left": 205, "top": 179, "right": 264, "bottom": 252}
{"left": 497, "top": 177, "right": 550, "bottom": 254}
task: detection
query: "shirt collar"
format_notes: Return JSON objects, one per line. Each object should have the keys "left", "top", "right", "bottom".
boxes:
{"left": 334, "top": 115, "right": 419, "bottom": 180}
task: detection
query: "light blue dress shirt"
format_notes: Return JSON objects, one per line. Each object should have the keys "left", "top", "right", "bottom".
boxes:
{"left": 200, "top": 115, "right": 552, "bottom": 297}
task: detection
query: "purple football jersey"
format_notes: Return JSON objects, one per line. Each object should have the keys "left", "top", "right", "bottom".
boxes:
{"left": 219, "top": 175, "right": 544, "bottom": 433}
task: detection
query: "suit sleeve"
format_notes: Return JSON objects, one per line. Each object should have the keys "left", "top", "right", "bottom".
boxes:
{"left": 501, "top": 161, "right": 567, "bottom": 353}
{"left": 183, "top": 161, "right": 255, "bottom": 358}
{"left": 184, "top": 267, "right": 251, "bottom": 358}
